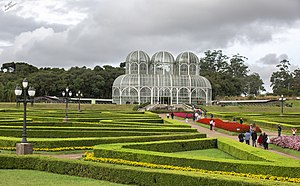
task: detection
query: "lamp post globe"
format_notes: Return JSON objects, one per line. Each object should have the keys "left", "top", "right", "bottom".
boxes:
{"left": 14, "top": 78, "right": 35, "bottom": 155}
{"left": 76, "top": 91, "right": 83, "bottom": 112}
{"left": 62, "top": 88, "right": 71, "bottom": 122}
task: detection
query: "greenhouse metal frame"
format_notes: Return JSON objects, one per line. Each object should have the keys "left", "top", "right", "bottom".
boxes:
{"left": 112, "top": 51, "right": 212, "bottom": 105}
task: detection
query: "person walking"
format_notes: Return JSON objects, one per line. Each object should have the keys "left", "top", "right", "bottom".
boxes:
{"left": 240, "top": 118, "right": 244, "bottom": 124}
{"left": 292, "top": 128, "right": 297, "bottom": 136}
{"left": 277, "top": 124, "right": 282, "bottom": 137}
{"left": 251, "top": 131, "right": 258, "bottom": 147}
{"left": 257, "top": 134, "right": 263, "bottom": 146}
{"left": 244, "top": 131, "right": 251, "bottom": 145}
{"left": 209, "top": 119, "right": 214, "bottom": 130}
{"left": 185, "top": 113, "right": 189, "bottom": 123}
{"left": 238, "top": 132, "right": 245, "bottom": 143}
{"left": 171, "top": 112, "right": 174, "bottom": 119}
{"left": 262, "top": 133, "right": 269, "bottom": 150}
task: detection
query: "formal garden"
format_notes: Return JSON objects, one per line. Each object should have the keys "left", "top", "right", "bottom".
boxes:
{"left": 0, "top": 103, "right": 300, "bottom": 185}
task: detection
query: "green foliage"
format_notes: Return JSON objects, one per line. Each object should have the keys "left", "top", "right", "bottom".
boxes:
{"left": 0, "top": 133, "right": 204, "bottom": 148}
{"left": 270, "top": 59, "right": 299, "bottom": 96}
{"left": 93, "top": 138, "right": 300, "bottom": 178}
{"left": 0, "top": 62, "right": 125, "bottom": 101}
{"left": 199, "top": 50, "right": 264, "bottom": 98}
{"left": 0, "top": 169, "right": 126, "bottom": 186}
{"left": 124, "top": 138, "right": 216, "bottom": 153}
{"left": 0, "top": 154, "right": 291, "bottom": 186}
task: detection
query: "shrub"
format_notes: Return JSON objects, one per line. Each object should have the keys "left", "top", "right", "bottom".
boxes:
{"left": 0, "top": 154, "right": 290, "bottom": 186}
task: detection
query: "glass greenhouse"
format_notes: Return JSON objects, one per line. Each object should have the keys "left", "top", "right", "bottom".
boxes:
{"left": 112, "top": 51, "right": 212, "bottom": 105}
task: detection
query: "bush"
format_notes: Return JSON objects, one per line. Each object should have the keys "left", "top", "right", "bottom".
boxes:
{"left": 0, "top": 133, "right": 205, "bottom": 148}
{"left": 93, "top": 138, "right": 300, "bottom": 178}
{"left": 0, "top": 154, "right": 287, "bottom": 186}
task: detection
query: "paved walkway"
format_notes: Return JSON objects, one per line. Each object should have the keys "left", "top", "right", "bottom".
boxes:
{"left": 160, "top": 114, "right": 300, "bottom": 161}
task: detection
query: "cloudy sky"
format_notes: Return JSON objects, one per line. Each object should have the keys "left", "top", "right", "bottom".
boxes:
{"left": 1, "top": 0, "right": 300, "bottom": 92}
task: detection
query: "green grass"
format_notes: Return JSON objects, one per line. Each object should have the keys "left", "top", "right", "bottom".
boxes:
{"left": 269, "top": 144, "right": 300, "bottom": 158}
{"left": 0, "top": 169, "right": 129, "bottom": 186}
{"left": 172, "top": 148, "right": 237, "bottom": 160}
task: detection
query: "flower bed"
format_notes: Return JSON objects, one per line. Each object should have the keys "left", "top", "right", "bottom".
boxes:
{"left": 197, "top": 118, "right": 261, "bottom": 133}
{"left": 172, "top": 112, "right": 193, "bottom": 118}
{"left": 270, "top": 136, "right": 300, "bottom": 151}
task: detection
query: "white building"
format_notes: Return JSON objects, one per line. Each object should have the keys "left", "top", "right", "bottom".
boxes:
{"left": 112, "top": 51, "right": 212, "bottom": 105}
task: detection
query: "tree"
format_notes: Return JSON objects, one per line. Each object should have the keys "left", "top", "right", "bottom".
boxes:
{"left": 199, "top": 50, "right": 229, "bottom": 74}
{"left": 227, "top": 54, "right": 249, "bottom": 78}
{"left": 270, "top": 59, "right": 293, "bottom": 96}
{"left": 200, "top": 50, "right": 253, "bottom": 98}
{"left": 291, "top": 69, "right": 300, "bottom": 96}
{"left": 244, "top": 73, "right": 265, "bottom": 95}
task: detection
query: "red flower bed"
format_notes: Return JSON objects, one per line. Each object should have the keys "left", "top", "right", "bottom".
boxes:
{"left": 197, "top": 118, "right": 261, "bottom": 133}
{"left": 171, "top": 112, "right": 193, "bottom": 118}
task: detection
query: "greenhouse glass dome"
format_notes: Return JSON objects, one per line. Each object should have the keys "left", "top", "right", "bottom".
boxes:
{"left": 112, "top": 51, "right": 212, "bottom": 105}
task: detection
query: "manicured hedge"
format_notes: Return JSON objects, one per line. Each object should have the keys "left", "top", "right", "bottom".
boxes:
{"left": 0, "top": 125, "right": 197, "bottom": 132}
{"left": 124, "top": 138, "right": 217, "bottom": 153}
{"left": 0, "top": 133, "right": 205, "bottom": 148}
{"left": 93, "top": 138, "right": 300, "bottom": 178}
{"left": 0, "top": 154, "right": 288, "bottom": 186}
{"left": 0, "top": 129, "right": 180, "bottom": 138}
{"left": 251, "top": 119, "right": 299, "bottom": 131}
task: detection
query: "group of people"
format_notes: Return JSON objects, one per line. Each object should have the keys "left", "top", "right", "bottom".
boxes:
{"left": 238, "top": 131, "right": 270, "bottom": 150}
{"left": 194, "top": 109, "right": 206, "bottom": 121}
{"left": 166, "top": 112, "right": 174, "bottom": 119}
{"left": 278, "top": 124, "right": 297, "bottom": 136}
{"left": 238, "top": 123, "right": 270, "bottom": 150}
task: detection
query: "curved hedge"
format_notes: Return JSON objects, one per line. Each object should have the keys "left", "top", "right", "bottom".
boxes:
{"left": 0, "top": 154, "right": 296, "bottom": 186}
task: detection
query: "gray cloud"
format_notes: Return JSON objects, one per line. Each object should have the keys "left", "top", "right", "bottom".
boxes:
{"left": 1, "top": 0, "right": 300, "bottom": 69}
{"left": 257, "top": 53, "right": 289, "bottom": 65}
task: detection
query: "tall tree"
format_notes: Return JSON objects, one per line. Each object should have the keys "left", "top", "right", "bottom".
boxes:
{"left": 270, "top": 59, "right": 293, "bottom": 96}
{"left": 291, "top": 69, "right": 300, "bottom": 96}
{"left": 244, "top": 73, "right": 265, "bottom": 95}
{"left": 200, "top": 50, "right": 229, "bottom": 74}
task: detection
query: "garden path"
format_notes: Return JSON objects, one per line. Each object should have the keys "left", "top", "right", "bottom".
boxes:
{"left": 41, "top": 152, "right": 85, "bottom": 160}
{"left": 159, "top": 114, "right": 300, "bottom": 161}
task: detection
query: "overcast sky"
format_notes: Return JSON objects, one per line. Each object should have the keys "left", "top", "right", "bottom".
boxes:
{"left": 1, "top": 0, "right": 300, "bottom": 92}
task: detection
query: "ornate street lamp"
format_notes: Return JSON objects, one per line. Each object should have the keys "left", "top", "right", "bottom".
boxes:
{"left": 76, "top": 91, "right": 83, "bottom": 112}
{"left": 62, "top": 87, "right": 72, "bottom": 122}
{"left": 14, "top": 78, "right": 36, "bottom": 155}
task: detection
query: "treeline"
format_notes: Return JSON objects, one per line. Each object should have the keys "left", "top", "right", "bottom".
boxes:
{"left": 0, "top": 62, "right": 125, "bottom": 102}
{"left": 199, "top": 50, "right": 265, "bottom": 98}
{"left": 0, "top": 50, "right": 299, "bottom": 102}
{"left": 270, "top": 59, "right": 300, "bottom": 96}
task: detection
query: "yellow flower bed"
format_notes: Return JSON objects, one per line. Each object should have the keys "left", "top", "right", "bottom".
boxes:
{"left": 83, "top": 152, "right": 300, "bottom": 183}
{"left": 0, "top": 146, "right": 93, "bottom": 151}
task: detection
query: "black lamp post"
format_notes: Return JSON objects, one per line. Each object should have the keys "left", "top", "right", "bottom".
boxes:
{"left": 62, "top": 87, "right": 72, "bottom": 122}
{"left": 14, "top": 78, "right": 36, "bottom": 155}
{"left": 76, "top": 91, "right": 83, "bottom": 112}
{"left": 280, "top": 94, "right": 284, "bottom": 116}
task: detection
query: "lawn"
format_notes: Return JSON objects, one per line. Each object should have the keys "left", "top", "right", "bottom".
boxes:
{"left": 0, "top": 169, "right": 129, "bottom": 186}
{"left": 172, "top": 148, "right": 237, "bottom": 160}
